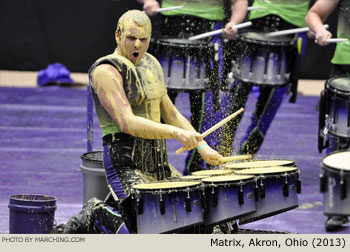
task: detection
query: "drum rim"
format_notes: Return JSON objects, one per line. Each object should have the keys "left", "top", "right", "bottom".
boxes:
{"left": 151, "top": 36, "right": 210, "bottom": 48}
{"left": 234, "top": 166, "right": 298, "bottom": 175}
{"left": 223, "top": 159, "right": 296, "bottom": 169}
{"left": 191, "top": 169, "right": 232, "bottom": 176}
{"left": 321, "top": 149, "right": 350, "bottom": 172}
{"left": 132, "top": 181, "right": 201, "bottom": 190}
{"left": 325, "top": 75, "right": 350, "bottom": 97}
{"left": 179, "top": 175, "right": 210, "bottom": 180}
{"left": 239, "top": 30, "right": 295, "bottom": 46}
{"left": 201, "top": 174, "right": 255, "bottom": 183}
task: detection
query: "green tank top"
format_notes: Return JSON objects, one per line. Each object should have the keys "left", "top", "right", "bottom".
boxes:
{"left": 331, "top": 0, "right": 350, "bottom": 65}
{"left": 161, "top": 0, "right": 225, "bottom": 20}
{"left": 88, "top": 52, "right": 167, "bottom": 136}
{"left": 249, "top": 0, "right": 309, "bottom": 28}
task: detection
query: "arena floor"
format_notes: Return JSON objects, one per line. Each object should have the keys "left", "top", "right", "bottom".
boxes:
{"left": 0, "top": 70, "right": 349, "bottom": 234}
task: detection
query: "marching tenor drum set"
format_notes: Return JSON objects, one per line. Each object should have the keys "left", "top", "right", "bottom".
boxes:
{"left": 130, "top": 157, "right": 302, "bottom": 234}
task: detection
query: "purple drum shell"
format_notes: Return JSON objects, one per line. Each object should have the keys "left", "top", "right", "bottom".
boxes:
{"left": 231, "top": 31, "right": 293, "bottom": 86}
{"left": 324, "top": 76, "right": 350, "bottom": 139}
{"left": 202, "top": 176, "right": 256, "bottom": 226}
{"left": 239, "top": 170, "right": 299, "bottom": 224}
{"left": 133, "top": 183, "right": 203, "bottom": 234}
{"left": 150, "top": 37, "right": 210, "bottom": 90}
{"left": 321, "top": 150, "right": 350, "bottom": 216}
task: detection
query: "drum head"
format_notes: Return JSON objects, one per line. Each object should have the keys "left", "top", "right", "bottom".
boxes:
{"left": 234, "top": 166, "right": 297, "bottom": 175}
{"left": 223, "top": 159, "right": 295, "bottom": 169}
{"left": 191, "top": 169, "right": 232, "bottom": 176}
{"left": 240, "top": 31, "right": 294, "bottom": 46}
{"left": 327, "top": 76, "right": 350, "bottom": 95}
{"left": 180, "top": 175, "right": 209, "bottom": 180}
{"left": 133, "top": 181, "right": 201, "bottom": 190}
{"left": 151, "top": 37, "right": 207, "bottom": 48}
{"left": 202, "top": 175, "right": 254, "bottom": 183}
{"left": 322, "top": 150, "right": 350, "bottom": 171}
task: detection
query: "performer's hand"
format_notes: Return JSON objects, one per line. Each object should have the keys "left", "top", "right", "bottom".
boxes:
{"left": 143, "top": 0, "right": 159, "bottom": 16}
{"left": 315, "top": 29, "right": 332, "bottom": 46}
{"left": 174, "top": 129, "right": 203, "bottom": 150}
{"left": 222, "top": 21, "right": 238, "bottom": 40}
{"left": 198, "top": 144, "right": 223, "bottom": 166}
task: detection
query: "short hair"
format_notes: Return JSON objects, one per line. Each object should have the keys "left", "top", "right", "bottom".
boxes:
{"left": 116, "top": 10, "right": 152, "bottom": 35}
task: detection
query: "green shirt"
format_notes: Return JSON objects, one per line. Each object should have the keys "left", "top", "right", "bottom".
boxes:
{"left": 161, "top": 0, "right": 225, "bottom": 20}
{"left": 249, "top": 0, "right": 309, "bottom": 28}
{"left": 331, "top": 0, "right": 350, "bottom": 65}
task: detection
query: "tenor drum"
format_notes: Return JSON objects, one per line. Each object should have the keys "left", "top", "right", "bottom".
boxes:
{"left": 151, "top": 37, "right": 212, "bottom": 90}
{"left": 132, "top": 181, "right": 203, "bottom": 234}
{"left": 230, "top": 31, "right": 295, "bottom": 85}
{"left": 320, "top": 150, "right": 350, "bottom": 216}
{"left": 234, "top": 166, "right": 301, "bottom": 224}
{"left": 223, "top": 159, "right": 296, "bottom": 170}
{"left": 319, "top": 76, "right": 350, "bottom": 141}
{"left": 201, "top": 175, "right": 256, "bottom": 226}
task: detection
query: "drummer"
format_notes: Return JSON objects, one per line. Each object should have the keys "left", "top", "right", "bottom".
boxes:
{"left": 306, "top": 0, "right": 350, "bottom": 232}
{"left": 220, "top": 0, "right": 310, "bottom": 157}
{"left": 138, "top": 0, "right": 248, "bottom": 174}
{"left": 56, "top": 10, "right": 222, "bottom": 234}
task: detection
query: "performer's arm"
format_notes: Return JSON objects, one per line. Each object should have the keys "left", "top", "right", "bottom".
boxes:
{"left": 222, "top": 0, "right": 248, "bottom": 39}
{"left": 305, "top": 0, "right": 339, "bottom": 46}
{"left": 137, "top": 0, "right": 159, "bottom": 16}
{"left": 160, "top": 94, "right": 223, "bottom": 165}
{"left": 92, "top": 64, "right": 202, "bottom": 150}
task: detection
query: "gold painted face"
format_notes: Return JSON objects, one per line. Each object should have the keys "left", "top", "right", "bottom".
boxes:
{"left": 116, "top": 19, "right": 150, "bottom": 65}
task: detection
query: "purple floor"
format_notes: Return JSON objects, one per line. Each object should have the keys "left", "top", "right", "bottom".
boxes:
{"left": 0, "top": 85, "right": 349, "bottom": 234}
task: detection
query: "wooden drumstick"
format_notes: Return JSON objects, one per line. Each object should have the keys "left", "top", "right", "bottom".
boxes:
{"left": 188, "top": 21, "right": 252, "bottom": 41}
{"left": 155, "top": 6, "right": 184, "bottom": 13}
{"left": 267, "top": 24, "right": 329, "bottom": 37}
{"left": 176, "top": 108, "right": 244, "bottom": 155}
{"left": 315, "top": 38, "right": 349, "bottom": 44}
{"left": 143, "top": 6, "right": 183, "bottom": 15}
{"left": 218, "top": 154, "right": 253, "bottom": 164}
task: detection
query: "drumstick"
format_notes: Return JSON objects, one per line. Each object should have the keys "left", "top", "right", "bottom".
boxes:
{"left": 219, "top": 154, "right": 253, "bottom": 164}
{"left": 108, "top": 185, "right": 119, "bottom": 201}
{"left": 267, "top": 24, "right": 329, "bottom": 37}
{"left": 176, "top": 108, "right": 244, "bottom": 155}
{"left": 155, "top": 6, "right": 184, "bottom": 13}
{"left": 247, "top": 6, "right": 261, "bottom": 11}
{"left": 142, "top": 6, "right": 183, "bottom": 15}
{"left": 188, "top": 21, "right": 252, "bottom": 41}
{"left": 315, "top": 38, "right": 349, "bottom": 44}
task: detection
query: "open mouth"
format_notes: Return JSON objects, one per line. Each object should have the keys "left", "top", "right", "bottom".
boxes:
{"left": 133, "top": 52, "right": 139, "bottom": 58}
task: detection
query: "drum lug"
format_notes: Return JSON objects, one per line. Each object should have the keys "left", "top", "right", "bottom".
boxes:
{"left": 211, "top": 186, "right": 218, "bottom": 207}
{"left": 283, "top": 174, "right": 289, "bottom": 197}
{"left": 185, "top": 197, "right": 192, "bottom": 212}
{"left": 283, "top": 181, "right": 289, "bottom": 197}
{"left": 238, "top": 184, "right": 244, "bottom": 205}
{"left": 320, "top": 173, "right": 327, "bottom": 193}
{"left": 297, "top": 179, "right": 302, "bottom": 194}
{"left": 159, "top": 194, "right": 165, "bottom": 215}
{"left": 137, "top": 198, "right": 143, "bottom": 215}
{"left": 340, "top": 176, "right": 347, "bottom": 200}
{"left": 259, "top": 178, "right": 265, "bottom": 199}
{"left": 185, "top": 187, "right": 192, "bottom": 212}
{"left": 254, "top": 185, "right": 259, "bottom": 201}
